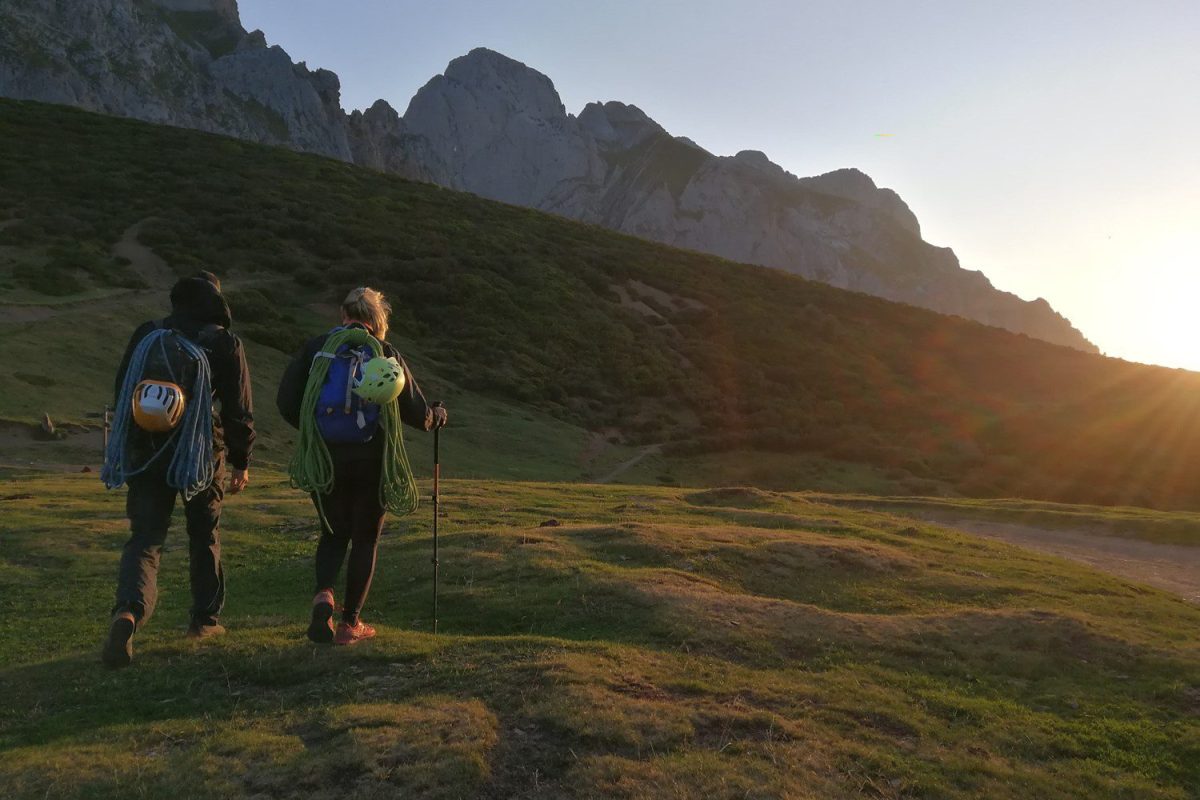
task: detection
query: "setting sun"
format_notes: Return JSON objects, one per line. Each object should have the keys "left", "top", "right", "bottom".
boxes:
{"left": 1107, "top": 230, "right": 1200, "bottom": 371}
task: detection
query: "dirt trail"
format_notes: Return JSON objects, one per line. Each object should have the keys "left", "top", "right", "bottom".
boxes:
{"left": 596, "top": 444, "right": 662, "bottom": 484}
{"left": 928, "top": 516, "right": 1200, "bottom": 604}
{"left": 112, "top": 220, "right": 174, "bottom": 284}
{"left": 0, "top": 220, "right": 168, "bottom": 322}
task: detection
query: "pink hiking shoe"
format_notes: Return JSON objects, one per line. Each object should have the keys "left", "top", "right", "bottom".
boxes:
{"left": 334, "top": 620, "right": 376, "bottom": 646}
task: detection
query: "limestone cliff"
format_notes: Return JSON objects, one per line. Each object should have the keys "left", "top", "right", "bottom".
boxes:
{"left": 0, "top": 9, "right": 1096, "bottom": 351}
{"left": 401, "top": 51, "right": 1094, "bottom": 350}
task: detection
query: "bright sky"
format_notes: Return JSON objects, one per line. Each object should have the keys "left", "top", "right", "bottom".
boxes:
{"left": 239, "top": 0, "right": 1200, "bottom": 371}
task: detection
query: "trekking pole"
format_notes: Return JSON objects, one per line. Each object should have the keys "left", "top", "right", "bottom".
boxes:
{"left": 431, "top": 402, "right": 442, "bottom": 634}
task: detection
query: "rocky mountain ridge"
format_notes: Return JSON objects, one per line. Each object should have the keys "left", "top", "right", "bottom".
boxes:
{"left": 0, "top": 0, "right": 1095, "bottom": 351}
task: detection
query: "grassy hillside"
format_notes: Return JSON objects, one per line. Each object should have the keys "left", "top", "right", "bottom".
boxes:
{"left": 2, "top": 99, "right": 1199, "bottom": 507}
{"left": 1, "top": 471, "right": 1197, "bottom": 799}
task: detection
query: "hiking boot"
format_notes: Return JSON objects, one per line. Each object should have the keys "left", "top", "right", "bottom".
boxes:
{"left": 102, "top": 611, "right": 136, "bottom": 669}
{"left": 186, "top": 621, "right": 226, "bottom": 639}
{"left": 334, "top": 620, "right": 376, "bottom": 646}
{"left": 307, "top": 589, "right": 336, "bottom": 644}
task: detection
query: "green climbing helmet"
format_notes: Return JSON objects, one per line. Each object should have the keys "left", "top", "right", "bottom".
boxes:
{"left": 354, "top": 356, "right": 406, "bottom": 404}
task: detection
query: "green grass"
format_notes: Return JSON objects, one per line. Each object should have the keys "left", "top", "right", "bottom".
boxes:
{"left": 618, "top": 449, "right": 944, "bottom": 496}
{"left": 2, "top": 99, "right": 1199, "bottom": 509}
{"left": 0, "top": 473, "right": 1197, "bottom": 798}
{"left": 814, "top": 495, "right": 1200, "bottom": 547}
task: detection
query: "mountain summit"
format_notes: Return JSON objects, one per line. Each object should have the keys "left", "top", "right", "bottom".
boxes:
{"left": 0, "top": 7, "right": 1093, "bottom": 351}
{"left": 397, "top": 49, "right": 1091, "bottom": 350}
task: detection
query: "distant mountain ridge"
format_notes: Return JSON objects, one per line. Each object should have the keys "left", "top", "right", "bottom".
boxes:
{"left": 0, "top": 0, "right": 1095, "bottom": 351}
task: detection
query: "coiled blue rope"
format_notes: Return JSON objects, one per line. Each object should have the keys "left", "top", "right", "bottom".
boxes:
{"left": 102, "top": 329, "right": 214, "bottom": 500}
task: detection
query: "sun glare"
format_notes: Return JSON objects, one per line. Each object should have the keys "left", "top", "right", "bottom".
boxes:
{"left": 1119, "top": 231, "right": 1200, "bottom": 372}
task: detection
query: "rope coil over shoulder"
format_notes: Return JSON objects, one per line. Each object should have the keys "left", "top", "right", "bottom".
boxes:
{"left": 102, "top": 329, "right": 214, "bottom": 500}
{"left": 288, "top": 327, "right": 420, "bottom": 521}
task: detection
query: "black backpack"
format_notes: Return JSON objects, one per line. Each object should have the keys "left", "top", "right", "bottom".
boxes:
{"left": 138, "top": 322, "right": 212, "bottom": 391}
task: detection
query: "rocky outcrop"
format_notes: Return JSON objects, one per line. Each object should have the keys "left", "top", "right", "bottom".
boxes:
{"left": 798, "top": 167, "right": 921, "bottom": 237}
{"left": 345, "top": 100, "right": 442, "bottom": 183}
{"left": 0, "top": 0, "right": 348, "bottom": 157}
{"left": 0, "top": 6, "right": 1096, "bottom": 351}
{"left": 154, "top": 0, "right": 239, "bottom": 24}
{"left": 403, "top": 48, "right": 606, "bottom": 208}
{"left": 402, "top": 51, "right": 1093, "bottom": 351}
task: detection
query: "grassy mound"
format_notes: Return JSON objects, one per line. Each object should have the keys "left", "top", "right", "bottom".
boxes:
{"left": 1, "top": 472, "right": 1196, "bottom": 798}
{"left": 2, "top": 100, "right": 1200, "bottom": 508}
{"left": 683, "top": 487, "right": 781, "bottom": 508}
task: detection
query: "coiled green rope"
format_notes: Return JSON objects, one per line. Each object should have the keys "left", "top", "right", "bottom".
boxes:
{"left": 288, "top": 327, "right": 419, "bottom": 523}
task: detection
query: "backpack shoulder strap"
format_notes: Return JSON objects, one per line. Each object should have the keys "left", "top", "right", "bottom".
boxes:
{"left": 310, "top": 327, "right": 346, "bottom": 368}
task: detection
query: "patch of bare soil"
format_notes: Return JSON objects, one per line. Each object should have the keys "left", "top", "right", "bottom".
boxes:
{"left": 596, "top": 444, "right": 662, "bottom": 484}
{"left": 930, "top": 517, "right": 1200, "bottom": 604}
{"left": 625, "top": 280, "right": 707, "bottom": 312}
{"left": 0, "top": 420, "right": 104, "bottom": 474}
{"left": 113, "top": 220, "right": 174, "bottom": 284}
{"left": 0, "top": 305, "right": 56, "bottom": 322}
{"left": 607, "top": 282, "right": 698, "bottom": 370}
{"left": 611, "top": 283, "right": 669, "bottom": 321}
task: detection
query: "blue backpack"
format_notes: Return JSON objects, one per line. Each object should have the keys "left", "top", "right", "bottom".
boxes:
{"left": 313, "top": 328, "right": 382, "bottom": 444}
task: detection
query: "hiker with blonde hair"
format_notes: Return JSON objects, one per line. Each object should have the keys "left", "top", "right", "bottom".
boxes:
{"left": 276, "top": 287, "right": 446, "bottom": 645}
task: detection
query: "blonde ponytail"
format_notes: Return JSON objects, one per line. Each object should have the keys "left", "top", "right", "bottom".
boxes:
{"left": 342, "top": 287, "right": 391, "bottom": 341}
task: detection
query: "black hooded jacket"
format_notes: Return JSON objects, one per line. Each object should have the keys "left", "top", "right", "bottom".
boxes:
{"left": 114, "top": 276, "right": 255, "bottom": 470}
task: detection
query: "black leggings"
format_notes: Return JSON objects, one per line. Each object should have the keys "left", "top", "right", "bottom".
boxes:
{"left": 312, "top": 456, "right": 385, "bottom": 625}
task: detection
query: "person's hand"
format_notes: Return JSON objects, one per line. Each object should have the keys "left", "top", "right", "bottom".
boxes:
{"left": 431, "top": 405, "right": 448, "bottom": 429}
{"left": 227, "top": 468, "right": 249, "bottom": 495}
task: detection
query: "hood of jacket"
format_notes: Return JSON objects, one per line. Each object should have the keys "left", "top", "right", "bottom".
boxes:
{"left": 168, "top": 275, "right": 232, "bottom": 329}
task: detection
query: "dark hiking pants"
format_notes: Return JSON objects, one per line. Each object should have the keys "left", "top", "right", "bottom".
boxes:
{"left": 113, "top": 461, "right": 226, "bottom": 629}
{"left": 313, "top": 455, "right": 386, "bottom": 626}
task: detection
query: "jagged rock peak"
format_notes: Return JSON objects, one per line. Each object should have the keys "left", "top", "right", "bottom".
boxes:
{"left": 356, "top": 98, "right": 400, "bottom": 124}
{"left": 152, "top": 0, "right": 240, "bottom": 25}
{"left": 435, "top": 47, "right": 566, "bottom": 121}
{"left": 579, "top": 101, "right": 664, "bottom": 148}
{"left": 239, "top": 29, "right": 268, "bottom": 50}
{"left": 807, "top": 166, "right": 876, "bottom": 189}
{"left": 734, "top": 149, "right": 774, "bottom": 166}
{"left": 0, "top": 14, "right": 1094, "bottom": 353}
{"left": 305, "top": 66, "right": 342, "bottom": 102}
{"left": 675, "top": 136, "right": 708, "bottom": 152}
{"left": 731, "top": 149, "right": 794, "bottom": 179}
{"left": 801, "top": 168, "right": 920, "bottom": 237}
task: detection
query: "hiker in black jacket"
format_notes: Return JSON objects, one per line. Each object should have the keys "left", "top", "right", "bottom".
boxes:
{"left": 277, "top": 287, "right": 445, "bottom": 645}
{"left": 102, "top": 272, "right": 255, "bottom": 668}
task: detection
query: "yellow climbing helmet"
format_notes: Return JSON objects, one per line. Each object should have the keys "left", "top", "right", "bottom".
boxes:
{"left": 132, "top": 380, "right": 187, "bottom": 432}
{"left": 353, "top": 356, "right": 406, "bottom": 405}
